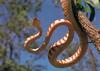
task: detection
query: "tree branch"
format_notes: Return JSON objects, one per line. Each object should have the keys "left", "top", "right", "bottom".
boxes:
{"left": 72, "top": 0, "right": 100, "bottom": 51}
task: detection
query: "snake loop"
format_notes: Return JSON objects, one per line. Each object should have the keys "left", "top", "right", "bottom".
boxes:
{"left": 47, "top": 0, "right": 88, "bottom": 68}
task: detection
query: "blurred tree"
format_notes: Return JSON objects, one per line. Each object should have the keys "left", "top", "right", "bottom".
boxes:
{"left": 0, "top": 0, "right": 42, "bottom": 71}
{"left": 0, "top": 59, "right": 31, "bottom": 71}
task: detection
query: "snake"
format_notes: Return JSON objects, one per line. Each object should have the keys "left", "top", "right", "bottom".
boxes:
{"left": 24, "top": 0, "right": 88, "bottom": 68}
{"left": 24, "top": 18, "right": 74, "bottom": 54}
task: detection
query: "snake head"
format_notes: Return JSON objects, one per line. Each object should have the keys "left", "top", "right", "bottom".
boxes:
{"left": 33, "top": 17, "right": 41, "bottom": 28}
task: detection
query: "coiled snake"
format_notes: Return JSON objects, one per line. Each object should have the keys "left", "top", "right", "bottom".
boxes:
{"left": 24, "top": 0, "right": 88, "bottom": 68}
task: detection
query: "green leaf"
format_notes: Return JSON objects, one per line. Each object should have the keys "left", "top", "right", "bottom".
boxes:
{"left": 77, "top": 0, "right": 82, "bottom": 3}
{"left": 0, "top": 45, "right": 6, "bottom": 59}
{"left": 84, "top": 7, "right": 91, "bottom": 12}
{"left": 85, "top": 0, "right": 100, "bottom": 8}
{"left": 0, "top": 30, "right": 5, "bottom": 39}
{"left": 7, "top": 22, "right": 16, "bottom": 31}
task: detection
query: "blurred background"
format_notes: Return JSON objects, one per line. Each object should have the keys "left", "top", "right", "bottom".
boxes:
{"left": 0, "top": 0, "right": 100, "bottom": 71}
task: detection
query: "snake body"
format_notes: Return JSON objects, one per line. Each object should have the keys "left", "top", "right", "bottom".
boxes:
{"left": 24, "top": 0, "right": 88, "bottom": 68}
{"left": 47, "top": 0, "right": 88, "bottom": 68}
{"left": 24, "top": 18, "right": 74, "bottom": 54}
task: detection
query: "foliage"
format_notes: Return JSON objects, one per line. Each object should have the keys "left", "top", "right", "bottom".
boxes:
{"left": 0, "top": 45, "right": 6, "bottom": 59}
{"left": 0, "top": 59, "right": 31, "bottom": 71}
{"left": 85, "top": 0, "right": 100, "bottom": 8}
{"left": 0, "top": 0, "right": 42, "bottom": 71}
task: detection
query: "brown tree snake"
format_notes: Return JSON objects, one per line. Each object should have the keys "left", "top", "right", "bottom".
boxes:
{"left": 24, "top": 0, "right": 88, "bottom": 68}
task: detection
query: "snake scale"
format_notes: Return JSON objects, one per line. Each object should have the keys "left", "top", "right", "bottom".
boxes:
{"left": 24, "top": 0, "right": 88, "bottom": 68}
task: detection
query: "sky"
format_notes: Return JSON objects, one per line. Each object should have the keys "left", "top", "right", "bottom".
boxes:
{"left": 0, "top": 4, "right": 9, "bottom": 25}
{"left": 0, "top": 0, "right": 100, "bottom": 71}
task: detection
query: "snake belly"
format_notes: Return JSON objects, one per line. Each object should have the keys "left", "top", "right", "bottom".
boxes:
{"left": 48, "top": 0, "right": 88, "bottom": 68}
{"left": 24, "top": 18, "right": 74, "bottom": 54}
